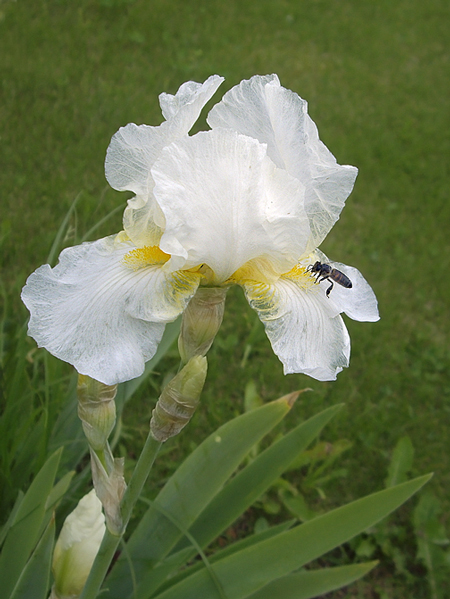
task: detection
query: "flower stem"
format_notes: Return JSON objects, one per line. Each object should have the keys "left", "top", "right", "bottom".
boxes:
{"left": 79, "top": 432, "right": 162, "bottom": 599}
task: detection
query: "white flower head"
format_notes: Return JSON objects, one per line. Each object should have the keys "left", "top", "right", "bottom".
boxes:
{"left": 22, "top": 75, "right": 379, "bottom": 385}
{"left": 52, "top": 489, "right": 105, "bottom": 599}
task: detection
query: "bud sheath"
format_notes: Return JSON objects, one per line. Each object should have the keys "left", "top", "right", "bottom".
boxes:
{"left": 150, "top": 356, "right": 207, "bottom": 442}
{"left": 77, "top": 375, "right": 117, "bottom": 451}
{"left": 178, "top": 287, "right": 227, "bottom": 363}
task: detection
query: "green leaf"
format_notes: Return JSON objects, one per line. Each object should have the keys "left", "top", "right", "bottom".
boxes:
{"left": 9, "top": 517, "right": 55, "bottom": 599}
{"left": 45, "top": 470, "right": 75, "bottom": 513}
{"left": 281, "top": 491, "right": 320, "bottom": 522}
{"left": 47, "top": 373, "right": 86, "bottom": 473}
{"left": 103, "top": 394, "right": 295, "bottom": 599}
{"left": 174, "top": 404, "right": 343, "bottom": 554}
{"left": 129, "top": 547, "right": 195, "bottom": 599}
{"left": 155, "top": 521, "right": 296, "bottom": 597}
{"left": 385, "top": 435, "right": 414, "bottom": 488}
{"left": 0, "top": 448, "right": 62, "bottom": 599}
{"left": 247, "top": 562, "right": 378, "bottom": 599}
{"left": 0, "top": 492, "right": 24, "bottom": 549}
{"left": 151, "top": 474, "right": 431, "bottom": 599}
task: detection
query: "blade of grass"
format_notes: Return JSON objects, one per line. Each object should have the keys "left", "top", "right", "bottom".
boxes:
{"left": 46, "top": 192, "right": 83, "bottom": 266}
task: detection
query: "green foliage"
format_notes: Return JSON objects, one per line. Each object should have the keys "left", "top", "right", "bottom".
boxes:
{"left": 0, "top": 449, "right": 71, "bottom": 599}
{"left": 413, "top": 491, "right": 450, "bottom": 599}
{"left": 2, "top": 399, "right": 431, "bottom": 599}
{"left": 385, "top": 436, "right": 415, "bottom": 488}
{"left": 247, "top": 562, "right": 379, "bottom": 599}
{"left": 101, "top": 402, "right": 430, "bottom": 599}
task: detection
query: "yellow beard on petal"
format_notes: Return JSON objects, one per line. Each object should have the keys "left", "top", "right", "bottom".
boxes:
{"left": 227, "top": 257, "right": 281, "bottom": 286}
{"left": 282, "top": 263, "right": 317, "bottom": 291}
{"left": 228, "top": 256, "right": 316, "bottom": 291}
{"left": 122, "top": 246, "right": 170, "bottom": 270}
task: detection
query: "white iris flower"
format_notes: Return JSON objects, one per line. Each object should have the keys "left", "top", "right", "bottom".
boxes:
{"left": 22, "top": 74, "right": 379, "bottom": 385}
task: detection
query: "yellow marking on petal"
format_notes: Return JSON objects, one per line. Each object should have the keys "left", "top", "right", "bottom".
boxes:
{"left": 162, "top": 269, "right": 203, "bottom": 314}
{"left": 228, "top": 258, "right": 280, "bottom": 286}
{"left": 243, "top": 280, "right": 280, "bottom": 321}
{"left": 122, "top": 246, "right": 170, "bottom": 270}
{"left": 282, "top": 263, "right": 316, "bottom": 291}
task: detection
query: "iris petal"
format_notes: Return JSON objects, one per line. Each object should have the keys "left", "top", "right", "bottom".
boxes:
{"left": 242, "top": 276, "right": 351, "bottom": 381}
{"left": 152, "top": 128, "right": 310, "bottom": 282}
{"left": 207, "top": 74, "right": 358, "bottom": 249}
{"left": 105, "top": 75, "right": 224, "bottom": 246}
{"left": 307, "top": 250, "right": 380, "bottom": 322}
{"left": 21, "top": 236, "right": 200, "bottom": 385}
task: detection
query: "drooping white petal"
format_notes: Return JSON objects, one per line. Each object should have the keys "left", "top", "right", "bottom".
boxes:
{"left": 105, "top": 75, "right": 224, "bottom": 247}
{"left": 306, "top": 250, "right": 380, "bottom": 322}
{"left": 242, "top": 277, "right": 351, "bottom": 381}
{"left": 152, "top": 128, "right": 310, "bottom": 282}
{"left": 21, "top": 236, "right": 200, "bottom": 385}
{"left": 323, "top": 264, "right": 380, "bottom": 322}
{"left": 207, "top": 75, "right": 358, "bottom": 249}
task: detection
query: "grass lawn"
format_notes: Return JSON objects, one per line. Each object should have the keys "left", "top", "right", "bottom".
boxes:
{"left": 1, "top": 1, "right": 449, "bottom": 597}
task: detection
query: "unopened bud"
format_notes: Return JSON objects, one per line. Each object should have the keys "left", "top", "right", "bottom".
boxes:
{"left": 150, "top": 356, "right": 207, "bottom": 442}
{"left": 51, "top": 489, "right": 105, "bottom": 599}
{"left": 90, "top": 449, "right": 126, "bottom": 536}
{"left": 178, "top": 287, "right": 226, "bottom": 363}
{"left": 77, "top": 375, "right": 117, "bottom": 451}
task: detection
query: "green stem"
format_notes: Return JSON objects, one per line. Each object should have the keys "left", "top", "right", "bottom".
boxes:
{"left": 79, "top": 432, "right": 162, "bottom": 599}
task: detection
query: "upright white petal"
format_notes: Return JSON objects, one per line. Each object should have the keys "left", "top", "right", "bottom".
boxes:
{"left": 152, "top": 128, "right": 310, "bottom": 282}
{"left": 105, "top": 75, "right": 224, "bottom": 246}
{"left": 21, "top": 236, "right": 200, "bottom": 385}
{"left": 242, "top": 277, "right": 351, "bottom": 381}
{"left": 106, "top": 75, "right": 223, "bottom": 195}
{"left": 159, "top": 74, "right": 224, "bottom": 122}
{"left": 207, "top": 75, "right": 358, "bottom": 249}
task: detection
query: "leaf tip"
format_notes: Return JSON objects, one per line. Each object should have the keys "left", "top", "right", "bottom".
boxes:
{"left": 280, "top": 387, "right": 316, "bottom": 408}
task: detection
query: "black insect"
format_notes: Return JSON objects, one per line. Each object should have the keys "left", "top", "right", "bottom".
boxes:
{"left": 307, "top": 261, "right": 353, "bottom": 297}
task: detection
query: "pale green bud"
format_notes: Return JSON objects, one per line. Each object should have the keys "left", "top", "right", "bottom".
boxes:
{"left": 178, "top": 287, "right": 227, "bottom": 363}
{"left": 150, "top": 356, "right": 207, "bottom": 442}
{"left": 90, "top": 449, "right": 126, "bottom": 536}
{"left": 51, "top": 490, "right": 105, "bottom": 599}
{"left": 77, "top": 375, "right": 117, "bottom": 451}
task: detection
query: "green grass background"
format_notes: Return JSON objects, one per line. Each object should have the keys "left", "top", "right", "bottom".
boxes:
{"left": 1, "top": 0, "right": 449, "bottom": 597}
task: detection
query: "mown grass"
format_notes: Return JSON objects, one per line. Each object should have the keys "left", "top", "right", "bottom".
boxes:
{"left": 1, "top": 0, "right": 449, "bottom": 597}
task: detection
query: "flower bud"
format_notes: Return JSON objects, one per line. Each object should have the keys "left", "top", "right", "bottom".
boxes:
{"left": 178, "top": 287, "right": 226, "bottom": 363}
{"left": 90, "top": 449, "right": 126, "bottom": 536}
{"left": 51, "top": 489, "right": 105, "bottom": 599}
{"left": 77, "top": 375, "right": 117, "bottom": 451}
{"left": 150, "top": 355, "right": 207, "bottom": 442}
